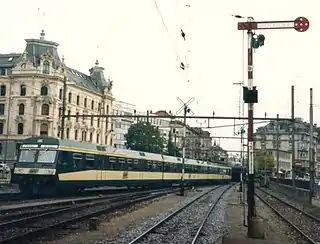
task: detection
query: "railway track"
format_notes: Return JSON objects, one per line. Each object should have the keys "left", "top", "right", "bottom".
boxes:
{"left": 0, "top": 187, "right": 180, "bottom": 244}
{"left": 128, "top": 184, "right": 233, "bottom": 244}
{"left": 0, "top": 186, "right": 148, "bottom": 204}
{"left": 256, "top": 187, "right": 320, "bottom": 244}
{"left": 0, "top": 186, "right": 183, "bottom": 207}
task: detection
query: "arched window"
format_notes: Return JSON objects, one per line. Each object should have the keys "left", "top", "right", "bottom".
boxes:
{"left": 76, "top": 95, "right": 80, "bottom": 105}
{"left": 75, "top": 130, "right": 78, "bottom": 140}
{"left": 68, "top": 92, "right": 72, "bottom": 103}
{"left": 20, "top": 84, "right": 26, "bottom": 96}
{"left": 59, "top": 88, "right": 62, "bottom": 99}
{"left": 40, "top": 123, "right": 48, "bottom": 136}
{"left": 106, "top": 105, "right": 109, "bottom": 114}
{"left": 91, "top": 100, "right": 94, "bottom": 110}
{"left": 57, "top": 126, "right": 61, "bottom": 137}
{"left": 18, "top": 104, "right": 25, "bottom": 115}
{"left": 17, "top": 123, "right": 24, "bottom": 135}
{"left": 40, "top": 85, "right": 48, "bottom": 96}
{"left": 43, "top": 61, "right": 50, "bottom": 74}
{"left": 41, "top": 104, "right": 50, "bottom": 115}
{"left": 66, "top": 128, "right": 70, "bottom": 139}
{"left": 84, "top": 98, "right": 87, "bottom": 107}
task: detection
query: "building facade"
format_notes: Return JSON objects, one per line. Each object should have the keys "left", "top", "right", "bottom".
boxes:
{"left": 169, "top": 120, "right": 215, "bottom": 161}
{"left": 0, "top": 31, "right": 115, "bottom": 166}
{"left": 113, "top": 100, "right": 136, "bottom": 149}
{"left": 254, "top": 118, "right": 318, "bottom": 178}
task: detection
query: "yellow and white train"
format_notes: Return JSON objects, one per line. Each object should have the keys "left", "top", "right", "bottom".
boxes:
{"left": 12, "top": 136, "right": 232, "bottom": 195}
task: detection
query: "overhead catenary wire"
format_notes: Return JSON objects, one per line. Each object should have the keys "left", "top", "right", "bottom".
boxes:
{"left": 153, "top": 0, "right": 181, "bottom": 63}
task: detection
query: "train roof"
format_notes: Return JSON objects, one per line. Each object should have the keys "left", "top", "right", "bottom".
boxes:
{"left": 20, "top": 136, "right": 231, "bottom": 169}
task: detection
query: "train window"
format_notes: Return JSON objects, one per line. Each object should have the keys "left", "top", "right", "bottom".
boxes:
{"left": 133, "top": 159, "right": 139, "bottom": 170}
{"left": 176, "top": 163, "right": 182, "bottom": 173}
{"left": 37, "top": 150, "right": 57, "bottom": 163}
{"left": 72, "top": 153, "right": 83, "bottom": 169}
{"left": 163, "top": 163, "right": 170, "bottom": 172}
{"left": 157, "top": 162, "right": 162, "bottom": 171}
{"left": 119, "top": 158, "right": 126, "bottom": 170}
{"left": 73, "top": 153, "right": 82, "bottom": 159}
{"left": 109, "top": 157, "right": 117, "bottom": 170}
{"left": 18, "top": 149, "right": 37, "bottom": 163}
{"left": 147, "top": 160, "right": 152, "bottom": 171}
{"left": 174, "top": 164, "right": 179, "bottom": 173}
{"left": 127, "top": 159, "right": 133, "bottom": 170}
{"left": 85, "top": 154, "right": 95, "bottom": 169}
{"left": 151, "top": 162, "right": 158, "bottom": 172}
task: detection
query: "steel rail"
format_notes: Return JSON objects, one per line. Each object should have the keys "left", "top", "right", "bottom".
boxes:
{"left": 256, "top": 189, "right": 317, "bottom": 244}
{"left": 191, "top": 184, "right": 234, "bottom": 244}
{"left": 258, "top": 188, "right": 320, "bottom": 222}
{"left": 0, "top": 188, "right": 179, "bottom": 244}
{"left": 128, "top": 185, "right": 225, "bottom": 244}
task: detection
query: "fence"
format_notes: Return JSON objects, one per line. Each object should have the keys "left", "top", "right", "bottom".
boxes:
{"left": 269, "top": 181, "right": 310, "bottom": 204}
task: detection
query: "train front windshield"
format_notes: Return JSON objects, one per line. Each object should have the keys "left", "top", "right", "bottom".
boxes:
{"left": 18, "top": 149, "right": 57, "bottom": 164}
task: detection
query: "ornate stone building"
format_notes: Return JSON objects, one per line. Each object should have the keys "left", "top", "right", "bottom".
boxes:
{"left": 0, "top": 30, "right": 115, "bottom": 166}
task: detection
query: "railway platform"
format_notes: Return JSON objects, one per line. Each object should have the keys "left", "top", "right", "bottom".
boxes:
{"left": 223, "top": 183, "right": 292, "bottom": 244}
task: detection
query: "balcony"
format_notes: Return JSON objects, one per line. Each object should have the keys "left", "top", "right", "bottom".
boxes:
{"left": 35, "top": 115, "right": 53, "bottom": 122}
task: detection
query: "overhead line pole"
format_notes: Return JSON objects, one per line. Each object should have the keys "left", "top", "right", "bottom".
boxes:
{"left": 60, "top": 75, "right": 67, "bottom": 139}
{"left": 175, "top": 97, "right": 195, "bottom": 197}
{"left": 309, "top": 88, "right": 315, "bottom": 204}
{"left": 237, "top": 15, "right": 309, "bottom": 239}
{"left": 291, "top": 85, "right": 296, "bottom": 187}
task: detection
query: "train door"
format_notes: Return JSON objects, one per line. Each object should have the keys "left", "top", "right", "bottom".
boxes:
{"left": 96, "top": 155, "right": 103, "bottom": 181}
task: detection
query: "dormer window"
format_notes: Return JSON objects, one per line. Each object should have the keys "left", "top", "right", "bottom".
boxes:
{"left": 43, "top": 61, "right": 50, "bottom": 74}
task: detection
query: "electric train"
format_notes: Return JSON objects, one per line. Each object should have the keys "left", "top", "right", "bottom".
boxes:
{"left": 12, "top": 136, "right": 232, "bottom": 195}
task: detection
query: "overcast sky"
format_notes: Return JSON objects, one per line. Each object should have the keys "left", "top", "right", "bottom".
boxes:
{"left": 0, "top": 0, "right": 319, "bottom": 152}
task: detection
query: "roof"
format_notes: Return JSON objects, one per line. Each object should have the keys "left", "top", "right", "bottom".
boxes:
{"left": 0, "top": 54, "right": 21, "bottom": 68}
{"left": 67, "top": 67, "right": 102, "bottom": 93}
{"left": 0, "top": 36, "right": 111, "bottom": 95}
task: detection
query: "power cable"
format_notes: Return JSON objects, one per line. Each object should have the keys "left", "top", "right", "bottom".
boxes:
{"left": 203, "top": 121, "right": 268, "bottom": 129}
{"left": 153, "top": 0, "right": 180, "bottom": 62}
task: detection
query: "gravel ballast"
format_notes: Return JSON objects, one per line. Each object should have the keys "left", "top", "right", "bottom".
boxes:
{"left": 257, "top": 188, "right": 320, "bottom": 243}
{"left": 116, "top": 185, "right": 231, "bottom": 244}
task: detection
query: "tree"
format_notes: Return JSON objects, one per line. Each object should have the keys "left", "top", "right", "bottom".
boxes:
{"left": 167, "top": 130, "right": 182, "bottom": 157}
{"left": 254, "top": 150, "right": 275, "bottom": 172}
{"left": 125, "top": 122, "right": 165, "bottom": 153}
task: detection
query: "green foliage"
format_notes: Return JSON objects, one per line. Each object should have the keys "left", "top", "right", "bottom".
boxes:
{"left": 254, "top": 150, "right": 275, "bottom": 171}
{"left": 125, "top": 122, "right": 165, "bottom": 154}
